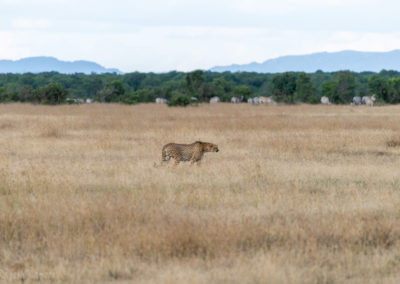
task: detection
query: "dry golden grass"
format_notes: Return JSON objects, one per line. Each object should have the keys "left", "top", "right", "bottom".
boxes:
{"left": 0, "top": 103, "right": 400, "bottom": 283}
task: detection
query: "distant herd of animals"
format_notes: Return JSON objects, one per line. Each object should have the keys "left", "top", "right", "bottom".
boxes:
{"left": 155, "top": 95, "right": 378, "bottom": 106}
{"left": 320, "top": 95, "right": 376, "bottom": 106}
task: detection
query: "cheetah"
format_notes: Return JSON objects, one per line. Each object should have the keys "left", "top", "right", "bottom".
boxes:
{"left": 161, "top": 141, "right": 219, "bottom": 165}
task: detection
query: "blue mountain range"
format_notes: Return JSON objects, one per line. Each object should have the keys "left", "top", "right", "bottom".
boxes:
{"left": 210, "top": 50, "right": 400, "bottom": 73}
{"left": 0, "top": 56, "right": 122, "bottom": 74}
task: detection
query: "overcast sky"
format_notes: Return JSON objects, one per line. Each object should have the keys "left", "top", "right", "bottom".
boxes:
{"left": 1, "top": 0, "right": 400, "bottom": 72}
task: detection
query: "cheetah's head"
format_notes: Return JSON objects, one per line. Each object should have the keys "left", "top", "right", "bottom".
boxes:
{"left": 203, "top": 142, "right": 219, "bottom": 152}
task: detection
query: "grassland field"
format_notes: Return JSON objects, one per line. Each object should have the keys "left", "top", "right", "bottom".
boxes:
{"left": 0, "top": 103, "right": 400, "bottom": 283}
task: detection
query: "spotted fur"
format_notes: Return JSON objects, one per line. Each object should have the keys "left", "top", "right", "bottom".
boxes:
{"left": 161, "top": 141, "right": 219, "bottom": 165}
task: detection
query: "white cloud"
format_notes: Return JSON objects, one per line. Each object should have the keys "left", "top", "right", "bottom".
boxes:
{"left": 322, "top": 32, "right": 400, "bottom": 53}
{"left": 1, "top": 0, "right": 65, "bottom": 4}
{"left": 1, "top": 0, "right": 400, "bottom": 71}
{"left": 0, "top": 31, "right": 32, "bottom": 59}
{"left": 11, "top": 18, "right": 52, "bottom": 29}
{"left": 231, "top": 0, "right": 374, "bottom": 14}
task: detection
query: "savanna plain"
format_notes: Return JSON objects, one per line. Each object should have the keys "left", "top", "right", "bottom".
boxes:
{"left": 1, "top": 103, "right": 400, "bottom": 283}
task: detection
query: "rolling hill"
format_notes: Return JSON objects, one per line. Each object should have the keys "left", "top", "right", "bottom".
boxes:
{"left": 210, "top": 50, "right": 400, "bottom": 73}
{"left": 0, "top": 57, "right": 122, "bottom": 74}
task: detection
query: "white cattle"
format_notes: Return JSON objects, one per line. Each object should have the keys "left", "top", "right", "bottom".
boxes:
{"left": 248, "top": 97, "right": 260, "bottom": 104}
{"left": 209, "top": 96, "right": 220, "bottom": 103}
{"left": 362, "top": 95, "right": 376, "bottom": 106}
{"left": 67, "top": 98, "right": 93, "bottom": 104}
{"left": 231, "top": 96, "right": 242, "bottom": 103}
{"left": 74, "top": 98, "right": 85, "bottom": 104}
{"left": 258, "top": 96, "right": 276, "bottom": 104}
{"left": 155, "top": 98, "right": 168, "bottom": 104}
{"left": 352, "top": 96, "right": 361, "bottom": 105}
{"left": 320, "top": 96, "right": 331, "bottom": 105}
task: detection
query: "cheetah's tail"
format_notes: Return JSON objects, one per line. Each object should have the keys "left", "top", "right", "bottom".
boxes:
{"left": 154, "top": 147, "right": 168, "bottom": 168}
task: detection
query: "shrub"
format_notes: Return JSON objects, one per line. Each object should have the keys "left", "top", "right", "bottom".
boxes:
{"left": 36, "top": 82, "right": 67, "bottom": 105}
{"left": 121, "top": 93, "right": 140, "bottom": 105}
{"left": 168, "top": 94, "right": 191, "bottom": 107}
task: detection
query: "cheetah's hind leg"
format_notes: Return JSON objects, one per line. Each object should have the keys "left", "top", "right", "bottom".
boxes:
{"left": 158, "top": 147, "right": 171, "bottom": 167}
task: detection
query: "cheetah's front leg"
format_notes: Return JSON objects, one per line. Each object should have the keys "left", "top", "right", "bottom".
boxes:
{"left": 190, "top": 151, "right": 202, "bottom": 165}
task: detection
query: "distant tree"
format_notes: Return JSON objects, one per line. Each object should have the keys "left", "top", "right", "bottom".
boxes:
{"left": 134, "top": 89, "right": 151, "bottom": 102}
{"left": 185, "top": 70, "right": 206, "bottom": 101}
{"left": 149, "top": 87, "right": 167, "bottom": 102}
{"left": 272, "top": 72, "right": 297, "bottom": 103}
{"left": 294, "top": 72, "right": 318, "bottom": 103}
{"left": 123, "top": 72, "right": 146, "bottom": 91}
{"left": 36, "top": 82, "right": 67, "bottom": 104}
{"left": 387, "top": 77, "right": 400, "bottom": 104}
{"left": 0, "top": 87, "right": 9, "bottom": 102}
{"left": 16, "top": 85, "right": 35, "bottom": 102}
{"left": 34, "top": 72, "right": 59, "bottom": 89}
{"left": 379, "top": 70, "right": 400, "bottom": 79}
{"left": 368, "top": 74, "right": 388, "bottom": 102}
{"left": 120, "top": 93, "right": 140, "bottom": 105}
{"left": 334, "top": 71, "right": 356, "bottom": 103}
{"left": 168, "top": 93, "right": 191, "bottom": 107}
{"left": 19, "top": 73, "right": 35, "bottom": 87}
{"left": 97, "top": 80, "right": 125, "bottom": 102}
{"left": 320, "top": 72, "right": 356, "bottom": 104}
{"left": 210, "top": 77, "right": 232, "bottom": 101}
{"left": 322, "top": 81, "right": 339, "bottom": 103}
{"left": 234, "top": 85, "right": 251, "bottom": 101}
{"left": 311, "top": 71, "right": 334, "bottom": 94}
{"left": 83, "top": 76, "right": 103, "bottom": 98}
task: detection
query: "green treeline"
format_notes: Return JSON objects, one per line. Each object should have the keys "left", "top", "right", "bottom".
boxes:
{"left": 0, "top": 69, "right": 400, "bottom": 105}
